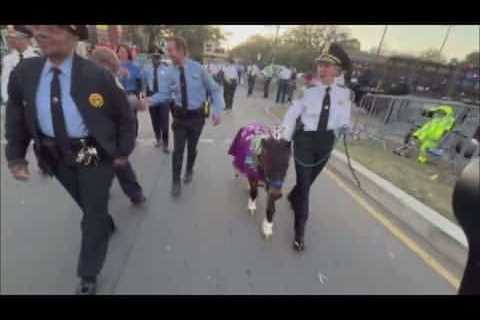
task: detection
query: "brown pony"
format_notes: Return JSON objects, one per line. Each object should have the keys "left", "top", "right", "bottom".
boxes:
{"left": 230, "top": 125, "right": 291, "bottom": 238}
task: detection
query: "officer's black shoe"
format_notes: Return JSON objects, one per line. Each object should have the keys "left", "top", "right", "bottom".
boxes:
{"left": 76, "top": 279, "right": 97, "bottom": 295}
{"left": 292, "top": 239, "right": 305, "bottom": 252}
{"left": 183, "top": 171, "right": 193, "bottom": 184}
{"left": 154, "top": 140, "right": 161, "bottom": 148}
{"left": 131, "top": 194, "right": 147, "bottom": 206}
{"left": 171, "top": 182, "right": 182, "bottom": 197}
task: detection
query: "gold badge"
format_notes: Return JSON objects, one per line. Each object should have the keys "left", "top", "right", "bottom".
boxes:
{"left": 89, "top": 93, "right": 104, "bottom": 108}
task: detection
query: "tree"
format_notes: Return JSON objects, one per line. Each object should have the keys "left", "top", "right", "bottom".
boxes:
{"left": 230, "top": 25, "right": 353, "bottom": 72}
{"left": 464, "top": 51, "right": 479, "bottom": 66}
{"left": 281, "top": 25, "right": 350, "bottom": 51}
{"left": 122, "top": 25, "right": 226, "bottom": 60}
{"left": 162, "top": 25, "right": 226, "bottom": 61}
{"left": 229, "top": 35, "right": 275, "bottom": 65}
{"left": 419, "top": 48, "right": 447, "bottom": 64}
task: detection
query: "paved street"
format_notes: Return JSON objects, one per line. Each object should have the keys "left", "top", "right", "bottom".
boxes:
{"left": 1, "top": 85, "right": 456, "bottom": 294}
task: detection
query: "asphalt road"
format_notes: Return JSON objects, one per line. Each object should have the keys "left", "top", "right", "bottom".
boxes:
{"left": 1, "top": 85, "right": 456, "bottom": 294}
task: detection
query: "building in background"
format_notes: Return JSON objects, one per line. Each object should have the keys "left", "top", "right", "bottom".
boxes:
{"left": 203, "top": 40, "right": 228, "bottom": 64}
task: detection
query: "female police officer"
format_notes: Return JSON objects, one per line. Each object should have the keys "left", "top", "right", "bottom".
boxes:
{"left": 282, "top": 44, "right": 353, "bottom": 252}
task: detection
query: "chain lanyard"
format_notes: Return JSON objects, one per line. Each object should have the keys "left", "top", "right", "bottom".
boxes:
{"left": 293, "top": 135, "right": 339, "bottom": 168}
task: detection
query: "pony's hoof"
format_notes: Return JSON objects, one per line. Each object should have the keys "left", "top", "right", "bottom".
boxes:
{"left": 262, "top": 219, "right": 273, "bottom": 239}
{"left": 248, "top": 208, "right": 256, "bottom": 216}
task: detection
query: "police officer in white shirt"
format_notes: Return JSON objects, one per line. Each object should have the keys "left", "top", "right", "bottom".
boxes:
{"left": 282, "top": 44, "right": 353, "bottom": 252}
{"left": 276, "top": 65, "right": 292, "bottom": 104}
{"left": 1, "top": 25, "right": 39, "bottom": 105}
{"left": 246, "top": 63, "right": 260, "bottom": 97}
{"left": 223, "top": 58, "right": 238, "bottom": 111}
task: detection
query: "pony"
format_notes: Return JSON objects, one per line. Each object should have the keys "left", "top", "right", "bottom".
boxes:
{"left": 228, "top": 122, "right": 291, "bottom": 238}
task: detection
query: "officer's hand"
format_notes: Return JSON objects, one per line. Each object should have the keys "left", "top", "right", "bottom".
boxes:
{"left": 138, "top": 94, "right": 148, "bottom": 112}
{"left": 10, "top": 164, "right": 30, "bottom": 181}
{"left": 113, "top": 157, "right": 129, "bottom": 168}
{"left": 212, "top": 114, "right": 221, "bottom": 126}
{"left": 145, "top": 97, "right": 153, "bottom": 108}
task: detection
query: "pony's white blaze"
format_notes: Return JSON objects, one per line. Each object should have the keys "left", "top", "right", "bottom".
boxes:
{"left": 248, "top": 198, "right": 256, "bottom": 215}
{"left": 262, "top": 218, "right": 273, "bottom": 238}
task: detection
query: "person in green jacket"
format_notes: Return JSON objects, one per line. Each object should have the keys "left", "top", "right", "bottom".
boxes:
{"left": 412, "top": 105, "right": 456, "bottom": 164}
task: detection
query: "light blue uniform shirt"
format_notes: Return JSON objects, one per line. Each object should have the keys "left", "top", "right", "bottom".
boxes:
{"left": 142, "top": 62, "right": 170, "bottom": 106}
{"left": 150, "top": 58, "right": 225, "bottom": 115}
{"left": 36, "top": 55, "right": 89, "bottom": 138}
{"left": 119, "top": 61, "right": 142, "bottom": 93}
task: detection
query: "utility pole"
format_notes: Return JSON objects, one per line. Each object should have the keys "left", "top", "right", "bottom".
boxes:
{"left": 377, "top": 25, "right": 388, "bottom": 56}
{"left": 271, "top": 25, "right": 280, "bottom": 65}
{"left": 439, "top": 25, "right": 453, "bottom": 55}
{"left": 376, "top": 25, "right": 388, "bottom": 91}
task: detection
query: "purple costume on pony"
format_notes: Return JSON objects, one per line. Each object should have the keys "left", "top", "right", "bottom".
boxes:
{"left": 228, "top": 122, "right": 271, "bottom": 181}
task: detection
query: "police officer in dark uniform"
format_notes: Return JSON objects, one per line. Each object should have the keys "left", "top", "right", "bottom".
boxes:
{"left": 453, "top": 158, "right": 480, "bottom": 295}
{"left": 148, "top": 36, "right": 224, "bottom": 197}
{"left": 143, "top": 46, "right": 170, "bottom": 152}
{"left": 282, "top": 44, "right": 353, "bottom": 252}
{"left": 5, "top": 25, "right": 136, "bottom": 294}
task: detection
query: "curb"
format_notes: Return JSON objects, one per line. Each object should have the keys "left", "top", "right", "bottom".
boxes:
{"left": 264, "top": 103, "right": 468, "bottom": 268}
{"left": 328, "top": 149, "right": 468, "bottom": 268}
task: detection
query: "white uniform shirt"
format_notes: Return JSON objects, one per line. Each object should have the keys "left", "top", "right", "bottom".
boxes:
{"left": 247, "top": 65, "right": 260, "bottom": 77}
{"left": 282, "top": 84, "right": 352, "bottom": 141}
{"left": 223, "top": 64, "right": 238, "bottom": 82}
{"left": 1, "top": 46, "right": 39, "bottom": 103}
{"left": 279, "top": 67, "right": 292, "bottom": 80}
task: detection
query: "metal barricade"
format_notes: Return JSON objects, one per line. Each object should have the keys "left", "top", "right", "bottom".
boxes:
{"left": 353, "top": 93, "right": 479, "bottom": 171}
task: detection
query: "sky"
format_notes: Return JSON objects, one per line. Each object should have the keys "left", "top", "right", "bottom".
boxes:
{"left": 221, "top": 25, "right": 479, "bottom": 60}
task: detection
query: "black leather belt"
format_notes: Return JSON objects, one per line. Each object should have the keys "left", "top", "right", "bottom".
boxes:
{"left": 171, "top": 105, "right": 205, "bottom": 119}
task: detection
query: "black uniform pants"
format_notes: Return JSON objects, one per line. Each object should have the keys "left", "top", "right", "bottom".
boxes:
{"left": 459, "top": 236, "right": 480, "bottom": 294}
{"left": 456, "top": 209, "right": 480, "bottom": 294}
{"left": 172, "top": 115, "right": 205, "bottom": 182}
{"left": 276, "top": 79, "right": 289, "bottom": 103}
{"left": 264, "top": 78, "right": 272, "bottom": 98}
{"left": 289, "top": 130, "right": 335, "bottom": 241}
{"left": 247, "top": 75, "right": 256, "bottom": 96}
{"left": 51, "top": 156, "right": 115, "bottom": 279}
{"left": 148, "top": 104, "right": 170, "bottom": 145}
{"left": 114, "top": 161, "right": 143, "bottom": 201}
{"left": 224, "top": 80, "right": 237, "bottom": 110}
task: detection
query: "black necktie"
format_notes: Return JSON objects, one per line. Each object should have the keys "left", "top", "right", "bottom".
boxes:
{"left": 317, "top": 86, "right": 331, "bottom": 132}
{"left": 19, "top": 52, "right": 24, "bottom": 62}
{"left": 153, "top": 65, "right": 159, "bottom": 93}
{"left": 50, "top": 67, "right": 72, "bottom": 158}
{"left": 179, "top": 65, "right": 188, "bottom": 109}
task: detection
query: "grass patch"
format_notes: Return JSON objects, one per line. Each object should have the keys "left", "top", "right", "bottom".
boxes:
{"left": 336, "top": 139, "right": 457, "bottom": 224}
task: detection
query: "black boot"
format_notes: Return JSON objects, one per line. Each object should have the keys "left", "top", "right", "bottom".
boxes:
{"left": 292, "top": 239, "right": 305, "bottom": 252}
{"left": 171, "top": 181, "right": 182, "bottom": 197}
{"left": 76, "top": 277, "right": 97, "bottom": 295}
{"left": 183, "top": 170, "right": 193, "bottom": 184}
{"left": 131, "top": 193, "right": 147, "bottom": 206}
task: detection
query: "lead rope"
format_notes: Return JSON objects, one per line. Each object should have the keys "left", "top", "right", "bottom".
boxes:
{"left": 293, "top": 133, "right": 363, "bottom": 190}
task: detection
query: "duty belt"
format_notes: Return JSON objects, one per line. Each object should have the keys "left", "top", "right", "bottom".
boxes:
{"left": 171, "top": 105, "right": 206, "bottom": 119}
{"left": 39, "top": 135, "right": 105, "bottom": 167}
